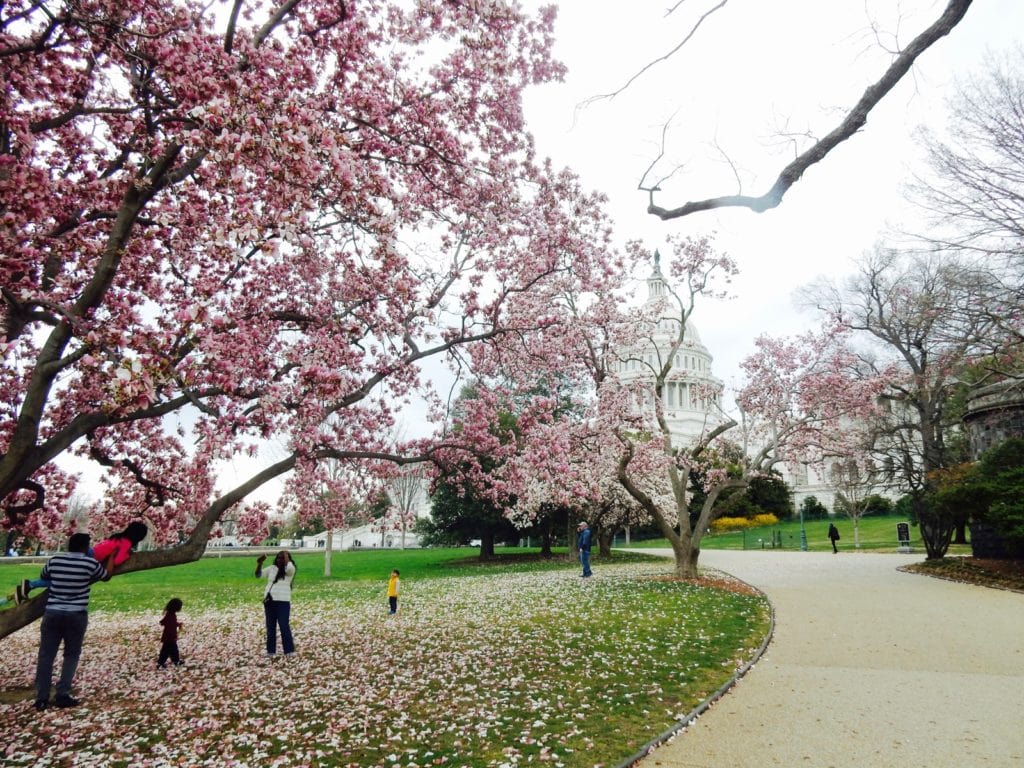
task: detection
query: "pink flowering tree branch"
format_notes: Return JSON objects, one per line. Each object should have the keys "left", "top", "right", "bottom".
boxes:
{"left": 0, "top": 0, "right": 629, "bottom": 640}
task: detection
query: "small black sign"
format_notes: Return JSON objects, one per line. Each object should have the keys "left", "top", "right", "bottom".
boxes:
{"left": 897, "top": 522, "right": 911, "bottom": 545}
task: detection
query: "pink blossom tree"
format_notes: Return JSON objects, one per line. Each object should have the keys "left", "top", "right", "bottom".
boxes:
{"left": 438, "top": 232, "right": 886, "bottom": 579}
{"left": 0, "top": 0, "right": 620, "bottom": 638}
{"left": 584, "top": 238, "right": 885, "bottom": 578}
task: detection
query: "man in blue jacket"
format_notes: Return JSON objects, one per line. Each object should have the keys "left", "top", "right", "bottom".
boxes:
{"left": 576, "top": 521, "right": 593, "bottom": 578}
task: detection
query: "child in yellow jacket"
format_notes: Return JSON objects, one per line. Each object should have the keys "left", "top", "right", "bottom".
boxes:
{"left": 387, "top": 569, "right": 400, "bottom": 614}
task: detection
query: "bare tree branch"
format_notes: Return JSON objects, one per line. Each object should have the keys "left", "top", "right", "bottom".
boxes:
{"left": 646, "top": 0, "right": 973, "bottom": 220}
{"left": 579, "top": 0, "right": 729, "bottom": 108}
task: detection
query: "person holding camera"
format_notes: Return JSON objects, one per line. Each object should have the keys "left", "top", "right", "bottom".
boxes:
{"left": 255, "top": 550, "right": 296, "bottom": 658}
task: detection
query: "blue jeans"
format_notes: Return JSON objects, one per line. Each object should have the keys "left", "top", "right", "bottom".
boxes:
{"left": 263, "top": 600, "right": 294, "bottom": 655}
{"left": 580, "top": 549, "right": 592, "bottom": 577}
{"left": 35, "top": 610, "right": 88, "bottom": 702}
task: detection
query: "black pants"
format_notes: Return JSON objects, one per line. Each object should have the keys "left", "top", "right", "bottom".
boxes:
{"left": 158, "top": 641, "right": 181, "bottom": 666}
{"left": 389, "top": 596, "right": 398, "bottom": 614}
{"left": 36, "top": 610, "right": 88, "bottom": 702}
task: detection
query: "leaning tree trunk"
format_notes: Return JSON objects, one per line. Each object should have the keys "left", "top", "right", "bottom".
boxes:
{"left": 0, "top": 530, "right": 211, "bottom": 641}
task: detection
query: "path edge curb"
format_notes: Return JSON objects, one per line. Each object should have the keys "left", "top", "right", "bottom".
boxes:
{"left": 615, "top": 573, "right": 777, "bottom": 768}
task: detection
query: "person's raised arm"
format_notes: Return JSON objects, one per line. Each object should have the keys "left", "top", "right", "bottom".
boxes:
{"left": 255, "top": 554, "right": 266, "bottom": 577}
{"left": 101, "top": 550, "right": 117, "bottom": 580}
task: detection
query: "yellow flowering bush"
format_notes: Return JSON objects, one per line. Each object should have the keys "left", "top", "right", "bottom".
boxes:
{"left": 711, "top": 513, "right": 780, "bottom": 533}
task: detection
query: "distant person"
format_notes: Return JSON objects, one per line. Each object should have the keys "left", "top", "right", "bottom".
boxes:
{"left": 256, "top": 550, "right": 296, "bottom": 657}
{"left": 577, "top": 521, "right": 593, "bottom": 578}
{"left": 157, "top": 597, "right": 184, "bottom": 669}
{"left": 387, "top": 569, "right": 400, "bottom": 614}
{"left": 17, "top": 521, "right": 148, "bottom": 604}
{"left": 32, "top": 532, "right": 109, "bottom": 710}
{"left": 828, "top": 522, "right": 841, "bottom": 554}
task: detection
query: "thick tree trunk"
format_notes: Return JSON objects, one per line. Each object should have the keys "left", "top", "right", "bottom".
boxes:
{"left": 598, "top": 529, "right": 613, "bottom": 557}
{"left": 952, "top": 519, "right": 968, "bottom": 545}
{"left": 478, "top": 532, "right": 495, "bottom": 561}
{"left": 323, "top": 527, "right": 333, "bottom": 577}
{"left": 540, "top": 518, "right": 553, "bottom": 557}
{"left": 673, "top": 543, "right": 701, "bottom": 579}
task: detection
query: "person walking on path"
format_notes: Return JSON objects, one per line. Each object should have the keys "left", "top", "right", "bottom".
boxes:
{"left": 157, "top": 598, "right": 184, "bottom": 668}
{"left": 387, "top": 569, "right": 400, "bottom": 614}
{"left": 577, "top": 521, "right": 593, "bottom": 577}
{"left": 828, "top": 522, "right": 841, "bottom": 554}
{"left": 256, "top": 550, "right": 296, "bottom": 658}
{"left": 33, "top": 532, "right": 109, "bottom": 710}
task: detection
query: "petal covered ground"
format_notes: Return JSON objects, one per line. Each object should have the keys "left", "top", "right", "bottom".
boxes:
{"left": 0, "top": 565, "right": 769, "bottom": 768}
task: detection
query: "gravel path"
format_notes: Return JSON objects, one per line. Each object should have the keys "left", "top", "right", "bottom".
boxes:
{"left": 635, "top": 549, "right": 1024, "bottom": 768}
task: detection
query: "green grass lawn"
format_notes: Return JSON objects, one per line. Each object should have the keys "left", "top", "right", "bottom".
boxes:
{"left": 623, "top": 515, "right": 973, "bottom": 555}
{"left": 0, "top": 548, "right": 770, "bottom": 767}
{"left": 2, "top": 546, "right": 654, "bottom": 612}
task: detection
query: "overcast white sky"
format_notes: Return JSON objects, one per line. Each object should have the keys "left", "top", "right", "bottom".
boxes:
{"left": 521, "top": 0, "right": 1024, "bottom": 390}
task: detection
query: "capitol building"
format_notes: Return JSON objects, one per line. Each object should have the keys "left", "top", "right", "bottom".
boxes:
{"left": 614, "top": 253, "right": 840, "bottom": 513}
{"left": 610, "top": 253, "right": 727, "bottom": 443}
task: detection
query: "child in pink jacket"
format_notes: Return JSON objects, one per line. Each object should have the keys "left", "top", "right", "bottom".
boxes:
{"left": 16, "top": 521, "right": 148, "bottom": 603}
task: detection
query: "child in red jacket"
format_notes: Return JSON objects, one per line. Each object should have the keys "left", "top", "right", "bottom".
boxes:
{"left": 158, "top": 597, "right": 184, "bottom": 668}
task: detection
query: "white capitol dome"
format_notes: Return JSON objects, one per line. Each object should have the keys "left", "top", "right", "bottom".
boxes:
{"left": 611, "top": 252, "right": 725, "bottom": 444}
{"left": 611, "top": 252, "right": 870, "bottom": 515}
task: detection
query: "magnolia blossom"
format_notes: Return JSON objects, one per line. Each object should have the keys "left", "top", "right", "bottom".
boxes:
{"left": 0, "top": 2, "right": 613, "bottom": 546}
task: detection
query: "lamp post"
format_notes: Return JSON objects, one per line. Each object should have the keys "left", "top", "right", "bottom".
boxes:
{"left": 797, "top": 484, "right": 808, "bottom": 551}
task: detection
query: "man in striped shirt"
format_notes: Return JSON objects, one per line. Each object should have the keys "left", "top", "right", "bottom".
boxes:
{"left": 33, "top": 532, "right": 108, "bottom": 711}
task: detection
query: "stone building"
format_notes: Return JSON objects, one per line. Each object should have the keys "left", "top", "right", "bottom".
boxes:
{"left": 964, "top": 380, "right": 1024, "bottom": 459}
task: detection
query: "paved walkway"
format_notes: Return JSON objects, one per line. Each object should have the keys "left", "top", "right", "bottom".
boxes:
{"left": 634, "top": 549, "right": 1024, "bottom": 768}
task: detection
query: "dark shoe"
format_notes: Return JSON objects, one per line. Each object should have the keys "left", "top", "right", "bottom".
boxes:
{"left": 52, "top": 695, "right": 80, "bottom": 708}
{"left": 15, "top": 579, "right": 30, "bottom": 605}
{"left": 33, "top": 700, "right": 48, "bottom": 711}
